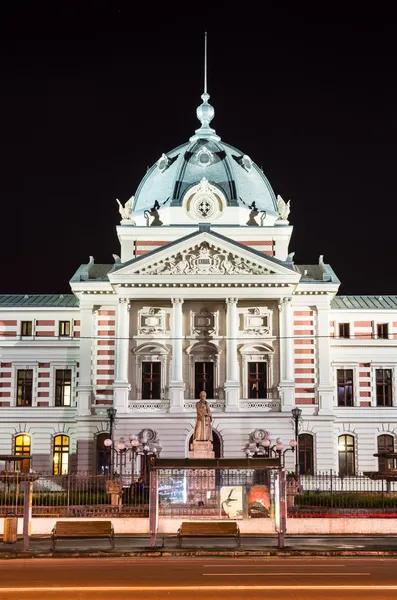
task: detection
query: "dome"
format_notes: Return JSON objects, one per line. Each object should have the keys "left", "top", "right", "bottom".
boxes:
{"left": 133, "top": 137, "right": 278, "bottom": 218}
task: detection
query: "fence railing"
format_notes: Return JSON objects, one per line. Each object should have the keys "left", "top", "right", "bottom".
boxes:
{"left": 290, "top": 472, "right": 397, "bottom": 516}
{"left": 0, "top": 473, "right": 149, "bottom": 517}
{"left": 1, "top": 470, "right": 397, "bottom": 518}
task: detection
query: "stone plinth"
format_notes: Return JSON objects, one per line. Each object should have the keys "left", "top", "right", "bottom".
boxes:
{"left": 189, "top": 440, "right": 215, "bottom": 459}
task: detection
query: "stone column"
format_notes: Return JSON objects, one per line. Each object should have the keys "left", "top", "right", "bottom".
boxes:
{"left": 169, "top": 298, "right": 185, "bottom": 412}
{"left": 316, "top": 305, "right": 334, "bottom": 414}
{"left": 113, "top": 298, "right": 131, "bottom": 414}
{"left": 224, "top": 298, "right": 240, "bottom": 412}
{"left": 278, "top": 297, "right": 295, "bottom": 410}
{"left": 77, "top": 304, "right": 94, "bottom": 416}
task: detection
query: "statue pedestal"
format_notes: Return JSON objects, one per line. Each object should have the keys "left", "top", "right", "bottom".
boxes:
{"left": 189, "top": 440, "right": 215, "bottom": 459}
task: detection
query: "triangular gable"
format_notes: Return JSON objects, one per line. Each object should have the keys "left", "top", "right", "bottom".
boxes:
{"left": 110, "top": 230, "right": 299, "bottom": 279}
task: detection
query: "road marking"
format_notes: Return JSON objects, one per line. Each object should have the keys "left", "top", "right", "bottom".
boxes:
{"left": 0, "top": 585, "right": 388, "bottom": 592}
{"left": 202, "top": 573, "right": 370, "bottom": 576}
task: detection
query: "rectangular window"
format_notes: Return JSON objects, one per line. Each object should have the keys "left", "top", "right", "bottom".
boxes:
{"left": 16, "top": 370, "right": 33, "bottom": 407}
{"left": 338, "top": 323, "right": 350, "bottom": 338}
{"left": 377, "top": 323, "right": 389, "bottom": 339}
{"left": 376, "top": 369, "right": 392, "bottom": 407}
{"left": 55, "top": 369, "right": 72, "bottom": 407}
{"left": 21, "top": 321, "right": 32, "bottom": 336}
{"left": 337, "top": 369, "right": 354, "bottom": 406}
{"left": 248, "top": 362, "right": 268, "bottom": 399}
{"left": 59, "top": 321, "right": 71, "bottom": 337}
{"left": 142, "top": 362, "right": 161, "bottom": 400}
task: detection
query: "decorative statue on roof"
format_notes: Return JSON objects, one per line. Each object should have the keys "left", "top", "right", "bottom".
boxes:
{"left": 116, "top": 197, "right": 135, "bottom": 223}
{"left": 276, "top": 195, "right": 291, "bottom": 221}
{"left": 193, "top": 390, "right": 213, "bottom": 442}
{"left": 246, "top": 201, "right": 259, "bottom": 226}
{"left": 144, "top": 200, "right": 163, "bottom": 227}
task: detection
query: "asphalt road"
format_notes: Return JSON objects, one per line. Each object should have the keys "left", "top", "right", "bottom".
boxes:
{"left": 1, "top": 557, "right": 397, "bottom": 599}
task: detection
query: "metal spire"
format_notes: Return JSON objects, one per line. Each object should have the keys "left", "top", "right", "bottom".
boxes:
{"left": 190, "top": 32, "right": 220, "bottom": 142}
{"left": 204, "top": 31, "right": 207, "bottom": 95}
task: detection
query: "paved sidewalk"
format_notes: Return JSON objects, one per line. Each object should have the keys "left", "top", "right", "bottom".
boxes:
{"left": 2, "top": 534, "right": 397, "bottom": 557}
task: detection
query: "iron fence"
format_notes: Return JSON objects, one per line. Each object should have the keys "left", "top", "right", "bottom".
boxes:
{"left": 1, "top": 470, "right": 397, "bottom": 518}
{"left": 290, "top": 471, "right": 397, "bottom": 516}
{"left": 0, "top": 473, "right": 149, "bottom": 517}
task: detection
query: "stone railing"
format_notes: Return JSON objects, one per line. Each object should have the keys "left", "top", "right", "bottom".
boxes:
{"left": 183, "top": 400, "right": 225, "bottom": 412}
{"left": 128, "top": 400, "right": 170, "bottom": 413}
{"left": 239, "top": 399, "right": 281, "bottom": 411}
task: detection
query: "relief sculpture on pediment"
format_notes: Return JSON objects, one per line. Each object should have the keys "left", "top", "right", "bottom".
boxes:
{"left": 139, "top": 242, "right": 272, "bottom": 275}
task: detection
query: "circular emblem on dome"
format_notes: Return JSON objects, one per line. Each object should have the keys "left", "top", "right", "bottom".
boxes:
{"left": 242, "top": 155, "right": 252, "bottom": 172}
{"left": 183, "top": 177, "right": 225, "bottom": 222}
{"left": 196, "top": 146, "right": 214, "bottom": 168}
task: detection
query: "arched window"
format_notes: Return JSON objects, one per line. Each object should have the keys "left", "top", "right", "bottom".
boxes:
{"left": 298, "top": 434, "right": 314, "bottom": 475}
{"left": 338, "top": 435, "right": 355, "bottom": 476}
{"left": 14, "top": 434, "right": 31, "bottom": 473}
{"left": 377, "top": 434, "right": 394, "bottom": 472}
{"left": 96, "top": 432, "right": 111, "bottom": 475}
{"left": 53, "top": 435, "right": 69, "bottom": 475}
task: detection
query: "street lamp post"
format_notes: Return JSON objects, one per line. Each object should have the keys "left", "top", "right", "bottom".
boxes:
{"left": 106, "top": 407, "right": 117, "bottom": 476}
{"left": 291, "top": 407, "right": 302, "bottom": 481}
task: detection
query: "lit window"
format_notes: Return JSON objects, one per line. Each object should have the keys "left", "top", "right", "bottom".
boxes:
{"left": 376, "top": 369, "right": 392, "bottom": 407}
{"left": 337, "top": 369, "right": 354, "bottom": 407}
{"left": 14, "top": 434, "right": 31, "bottom": 473}
{"left": 21, "top": 321, "right": 32, "bottom": 336}
{"left": 338, "top": 434, "right": 355, "bottom": 476}
{"left": 59, "top": 321, "right": 71, "bottom": 337}
{"left": 16, "top": 369, "right": 33, "bottom": 407}
{"left": 53, "top": 435, "right": 69, "bottom": 475}
{"left": 338, "top": 323, "right": 350, "bottom": 338}
{"left": 55, "top": 370, "right": 72, "bottom": 406}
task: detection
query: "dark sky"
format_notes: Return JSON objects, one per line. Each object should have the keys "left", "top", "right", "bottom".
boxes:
{"left": 0, "top": 4, "right": 396, "bottom": 295}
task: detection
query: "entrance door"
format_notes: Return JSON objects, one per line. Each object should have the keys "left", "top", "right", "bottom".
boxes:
{"left": 248, "top": 362, "right": 267, "bottom": 399}
{"left": 195, "top": 362, "right": 214, "bottom": 399}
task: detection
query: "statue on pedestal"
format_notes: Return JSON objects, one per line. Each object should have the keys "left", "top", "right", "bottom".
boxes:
{"left": 193, "top": 390, "right": 213, "bottom": 442}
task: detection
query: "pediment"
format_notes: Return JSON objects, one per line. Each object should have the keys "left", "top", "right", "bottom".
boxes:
{"left": 110, "top": 231, "right": 299, "bottom": 281}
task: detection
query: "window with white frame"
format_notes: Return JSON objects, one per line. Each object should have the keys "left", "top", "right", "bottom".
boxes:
{"left": 338, "top": 434, "right": 355, "bottom": 476}
{"left": 337, "top": 369, "right": 354, "bottom": 407}
{"left": 376, "top": 369, "right": 392, "bottom": 407}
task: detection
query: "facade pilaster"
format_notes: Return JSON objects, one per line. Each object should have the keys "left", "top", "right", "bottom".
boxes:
{"left": 77, "top": 304, "right": 94, "bottom": 416}
{"left": 113, "top": 298, "right": 131, "bottom": 414}
{"left": 224, "top": 297, "right": 240, "bottom": 412}
{"left": 316, "top": 304, "right": 334, "bottom": 414}
{"left": 278, "top": 297, "right": 295, "bottom": 410}
{"left": 169, "top": 298, "right": 185, "bottom": 412}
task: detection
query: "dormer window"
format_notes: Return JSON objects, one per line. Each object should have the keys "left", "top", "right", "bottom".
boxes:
{"left": 232, "top": 154, "right": 253, "bottom": 172}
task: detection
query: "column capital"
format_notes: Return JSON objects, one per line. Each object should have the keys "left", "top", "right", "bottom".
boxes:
{"left": 226, "top": 297, "right": 238, "bottom": 305}
{"left": 118, "top": 297, "right": 130, "bottom": 307}
{"left": 171, "top": 298, "right": 184, "bottom": 305}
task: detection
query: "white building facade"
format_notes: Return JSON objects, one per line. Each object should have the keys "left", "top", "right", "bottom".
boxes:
{"left": 1, "top": 86, "right": 396, "bottom": 478}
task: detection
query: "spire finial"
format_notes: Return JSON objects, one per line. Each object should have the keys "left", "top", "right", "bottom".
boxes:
{"left": 190, "top": 32, "right": 220, "bottom": 142}
{"left": 204, "top": 31, "right": 207, "bottom": 95}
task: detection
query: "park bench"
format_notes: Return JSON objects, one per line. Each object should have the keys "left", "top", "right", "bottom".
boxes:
{"left": 51, "top": 520, "right": 115, "bottom": 551}
{"left": 177, "top": 521, "right": 240, "bottom": 547}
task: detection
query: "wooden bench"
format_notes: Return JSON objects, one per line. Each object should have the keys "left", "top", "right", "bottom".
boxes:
{"left": 51, "top": 520, "right": 115, "bottom": 551}
{"left": 177, "top": 521, "right": 240, "bottom": 548}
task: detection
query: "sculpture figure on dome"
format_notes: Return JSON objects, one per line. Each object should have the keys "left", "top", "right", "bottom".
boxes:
{"left": 276, "top": 195, "right": 291, "bottom": 221}
{"left": 193, "top": 390, "right": 213, "bottom": 442}
{"left": 246, "top": 201, "right": 259, "bottom": 226}
{"left": 146, "top": 199, "right": 163, "bottom": 226}
{"left": 116, "top": 197, "right": 135, "bottom": 223}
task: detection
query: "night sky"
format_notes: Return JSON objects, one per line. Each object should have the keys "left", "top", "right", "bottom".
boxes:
{"left": 0, "top": 5, "right": 396, "bottom": 295}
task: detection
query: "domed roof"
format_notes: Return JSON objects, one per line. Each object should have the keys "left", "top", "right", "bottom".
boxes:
{"left": 133, "top": 137, "right": 278, "bottom": 217}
